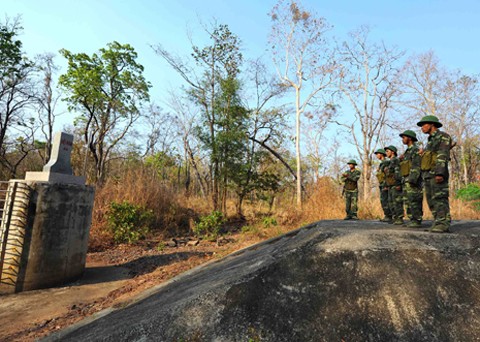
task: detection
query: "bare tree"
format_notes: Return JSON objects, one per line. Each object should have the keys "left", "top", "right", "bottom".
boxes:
{"left": 336, "top": 26, "right": 403, "bottom": 199}
{"left": 35, "top": 53, "right": 62, "bottom": 163}
{"left": 304, "top": 103, "right": 337, "bottom": 182}
{"left": 399, "top": 51, "right": 451, "bottom": 120}
{"left": 166, "top": 91, "right": 208, "bottom": 197}
{"left": 397, "top": 51, "right": 480, "bottom": 189}
{"left": 269, "top": 0, "right": 337, "bottom": 209}
{"left": 143, "top": 103, "right": 175, "bottom": 156}
{"left": 443, "top": 73, "right": 480, "bottom": 187}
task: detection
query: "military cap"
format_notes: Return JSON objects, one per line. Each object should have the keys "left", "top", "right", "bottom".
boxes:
{"left": 347, "top": 159, "right": 357, "bottom": 165}
{"left": 374, "top": 148, "right": 386, "bottom": 155}
{"left": 384, "top": 145, "right": 398, "bottom": 153}
{"left": 416, "top": 115, "right": 443, "bottom": 128}
{"left": 399, "top": 130, "right": 418, "bottom": 142}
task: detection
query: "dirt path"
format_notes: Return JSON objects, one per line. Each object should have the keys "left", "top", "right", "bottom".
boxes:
{"left": 0, "top": 236, "right": 253, "bottom": 342}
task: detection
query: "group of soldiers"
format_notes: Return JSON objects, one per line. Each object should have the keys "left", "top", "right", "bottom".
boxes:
{"left": 341, "top": 115, "right": 452, "bottom": 233}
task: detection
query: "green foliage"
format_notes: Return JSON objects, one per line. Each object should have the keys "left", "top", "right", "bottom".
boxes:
{"left": 59, "top": 41, "right": 151, "bottom": 184}
{"left": 193, "top": 211, "right": 225, "bottom": 240}
{"left": 0, "top": 21, "right": 26, "bottom": 78}
{"left": 456, "top": 183, "right": 480, "bottom": 201}
{"left": 145, "top": 151, "right": 180, "bottom": 180}
{"left": 107, "top": 201, "right": 154, "bottom": 244}
{"left": 156, "top": 241, "right": 166, "bottom": 252}
{"left": 457, "top": 183, "right": 480, "bottom": 211}
{"left": 262, "top": 216, "right": 278, "bottom": 228}
{"left": 59, "top": 41, "right": 151, "bottom": 115}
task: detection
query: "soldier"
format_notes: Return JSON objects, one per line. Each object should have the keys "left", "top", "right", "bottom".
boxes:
{"left": 384, "top": 145, "right": 404, "bottom": 225}
{"left": 417, "top": 115, "right": 452, "bottom": 233}
{"left": 341, "top": 160, "right": 361, "bottom": 220}
{"left": 374, "top": 148, "right": 392, "bottom": 222}
{"left": 399, "top": 130, "right": 423, "bottom": 228}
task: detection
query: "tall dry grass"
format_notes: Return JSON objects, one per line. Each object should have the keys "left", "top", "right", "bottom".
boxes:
{"left": 302, "top": 177, "right": 345, "bottom": 221}
{"left": 89, "top": 167, "right": 195, "bottom": 250}
{"left": 89, "top": 170, "right": 479, "bottom": 250}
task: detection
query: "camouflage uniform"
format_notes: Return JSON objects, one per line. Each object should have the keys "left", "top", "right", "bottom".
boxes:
{"left": 385, "top": 150, "right": 404, "bottom": 224}
{"left": 421, "top": 130, "right": 452, "bottom": 231}
{"left": 341, "top": 165, "right": 361, "bottom": 220}
{"left": 375, "top": 153, "right": 391, "bottom": 221}
{"left": 401, "top": 143, "right": 423, "bottom": 225}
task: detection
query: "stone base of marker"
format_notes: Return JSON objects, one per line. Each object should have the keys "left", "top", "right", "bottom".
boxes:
{"left": 25, "top": 171, "right": 86, "bottom": 185}
{"left": 0, "top": 181, "right": 95, "bottom": 294}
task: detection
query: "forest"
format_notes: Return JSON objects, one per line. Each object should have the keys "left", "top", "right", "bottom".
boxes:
{"left": 1, "top": 1, "right": 480, "bottom": 248}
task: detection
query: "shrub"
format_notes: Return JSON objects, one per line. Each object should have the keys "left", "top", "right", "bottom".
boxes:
{"left": 456, "top": 183, "right": 480, "bottom": 201}
{"left": 107, "top": 201, "right": 154, "bottom": 244}
{"left": 193, "top": 211, "right": 225, "bottom": 240}
{"left": 262, "top": 216, "right": 278, "bottom": 228}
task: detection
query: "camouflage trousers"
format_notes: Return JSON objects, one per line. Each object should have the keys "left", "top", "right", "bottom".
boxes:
{"left": 388, "top": 185, "right": 404, "bottom": 220}
{"left": 345, "top": 190, "right": 358, "bottom": 218}
{"left": 380, "top": 186, "right": 391, "bottom": 218}
{"left": 403, "top": 182, "right": 423, "bottom": 222}
{"left": 424, "top": 177, "right": 451, "bottom": 228}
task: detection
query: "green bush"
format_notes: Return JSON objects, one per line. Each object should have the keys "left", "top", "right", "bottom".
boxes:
{"left": 456, "top": 183, "right": 480, "bottom": 201}
{"left": 193, "top": 211, "right": 225, "bottom": 240}
{"left": 262, "top": 216, "right": 278, "bottom": 228}
{"left": 107, "top": 201, "right": 154, "bottom": 244}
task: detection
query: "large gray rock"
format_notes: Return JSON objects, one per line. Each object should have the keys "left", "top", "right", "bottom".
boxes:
{"left": 47, "top": 220, "right": 480, "bottom": 341}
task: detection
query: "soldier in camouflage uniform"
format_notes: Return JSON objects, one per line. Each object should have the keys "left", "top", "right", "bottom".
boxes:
{"left": 374, "top": 148, "right": 392, "bottom": 222}
{"left": 384, "top": 145, "right": 404, "bottom": 225}
{"left": 341, "top": 160, "right": 361, "bottom": 220}
{"left": 399, "top": 130, "right": 423, "bottom": 228}
{"left": 417, "top": 115, "right": 452, "bottom": 233}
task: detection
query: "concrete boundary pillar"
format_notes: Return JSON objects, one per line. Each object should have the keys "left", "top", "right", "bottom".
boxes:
{"left": 0, "top": 181, "right": 95, "bottom": 294}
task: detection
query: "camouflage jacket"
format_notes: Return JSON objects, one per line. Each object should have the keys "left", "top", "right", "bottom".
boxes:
{"left": 377, "top": 158, "right": 390, "bottom": 187}
{"left": 424, "top": 129, "right": 452, "bottom": 178}
{"left": 341, "top": 169, "right": 361, "bottom": 192}
{"left": 385, "top": 156, "right": 402, "bottom": 186}
{"left": 403, "top": 143, "right": 421, "bottom": 185}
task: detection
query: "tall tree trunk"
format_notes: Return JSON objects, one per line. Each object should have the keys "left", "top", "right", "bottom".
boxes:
{"left": 295, "top": 88, "right": 302, "bottom": 210}
{"left": 362, "top": 160, "right": 372, "bottom": 201}
{"left": 461, "top": 145, "right": 468, "bottom": 186}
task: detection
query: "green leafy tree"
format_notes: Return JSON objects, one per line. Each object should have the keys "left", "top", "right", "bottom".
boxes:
{"left": 59, "top": 41, "right": 151, "bottom": 185}
{"left": 0, "top": 18, "right": 37, "bottom": 178}
{"left": 154, "top": 23, "right": 243, "bottom": 211}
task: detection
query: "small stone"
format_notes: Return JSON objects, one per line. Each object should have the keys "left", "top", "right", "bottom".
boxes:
{"left": 187, "top": 240, "right": 200, "bottom": 246}
{"left": 166, "top": 239, "right": 177, "bottom": 247}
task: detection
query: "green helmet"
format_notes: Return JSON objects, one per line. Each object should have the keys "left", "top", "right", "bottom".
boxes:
{"left": 347, "top": 159, "right": 357, "bottom": 165}
{"left": 374, "top": 148, "right": 386, "bottom": 155}
{"left": 399, "top": 129, "right": 418, "bottom": 142}
{"left": 384, "top": 145, "right": 397, "bottom": 154}
{"left": 416, "top": 115, "right": 443, "bottom": 128}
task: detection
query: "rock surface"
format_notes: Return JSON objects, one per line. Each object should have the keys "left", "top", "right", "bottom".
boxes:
{"left": 46, "top": 220, "right": 480, "bottom": 342}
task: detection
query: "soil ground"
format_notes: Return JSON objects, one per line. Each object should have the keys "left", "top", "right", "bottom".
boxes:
{"left": 0, "top": 234, "right": 254, "bottom": 342}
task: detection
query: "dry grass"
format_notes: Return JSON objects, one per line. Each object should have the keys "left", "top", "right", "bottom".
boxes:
{"left": 449, "top": 198, "right": 480, "bottom": 220}
{"left": 89, "top": 171, "right": 480, "bottom": 250}
{"left": 89, "top": 168, "right": 194, "bottom": 251}
{"left": 302, "top": 177, "right": 345, "bottom": 221}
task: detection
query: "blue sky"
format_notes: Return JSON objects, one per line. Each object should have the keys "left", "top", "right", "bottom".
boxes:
{"left": 2, "top": 0, "right": 480, "bottom": 132}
